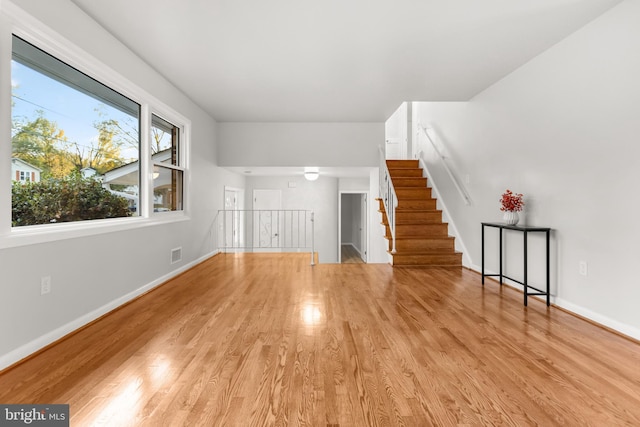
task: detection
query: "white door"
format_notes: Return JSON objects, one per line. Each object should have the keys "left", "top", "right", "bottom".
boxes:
{"left": 385, "top": 102, "right": 408, "bottom": 160}
{"left": 253, "top": 189, "right": 282, "bottom": 251}
{"left": 223, "top": 188, "right": 240, "bottom": 248}
{"left": 221, "top": 187, "right": 244, "bottom": 250}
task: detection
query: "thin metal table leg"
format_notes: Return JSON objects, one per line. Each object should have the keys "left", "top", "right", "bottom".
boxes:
{"left": 481, "top": 224, "right": 485, "bottom": 285}
{"left": 546, "top": 230, "right": 550, "bottom": 306}
{"left": 524, "top": 231, "right": 528, "bottom": 307}
{"left": 499, "top": 228, "right": 503, "bottom": 285}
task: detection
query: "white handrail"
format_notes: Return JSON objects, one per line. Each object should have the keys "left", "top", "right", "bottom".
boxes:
{"left": 418, "top": 125, "right": 471, "bottom": 206}
{"left": 378, "top": 145, "right": 397, "bottom": 254}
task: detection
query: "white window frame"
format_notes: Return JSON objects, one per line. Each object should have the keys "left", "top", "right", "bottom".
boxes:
{"left": 0, "top": 2, "right": 191, "bottom": 249}
{"left": 149, "top": 111, "right": 188, "bottom": 215}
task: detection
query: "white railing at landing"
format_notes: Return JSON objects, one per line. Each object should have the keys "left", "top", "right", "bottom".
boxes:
{"left": 378, "top": 146, "right": 397, "bottom": 253}
{"left": 216, "top": 209, "right": 315, "bottom": 265}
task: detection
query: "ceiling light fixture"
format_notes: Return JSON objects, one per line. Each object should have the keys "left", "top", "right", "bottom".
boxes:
{"left": 304, "top": 167, "right": 319, "bottom": 181}
{"left": 304, "top": 171, "right": 319, "bottom": 181}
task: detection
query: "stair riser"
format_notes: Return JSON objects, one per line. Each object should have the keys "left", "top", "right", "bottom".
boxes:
{"left": 393, "top": 239, "right": 455, "bottom": 251}
{"left": 396, "top": 219, "right": 443, "bottom": 225}
{"left": 391, "top": 178, "right": 427, "bottom": 187}
{"left": 389, "top": 169, "right": 423, "bottom": 178}
{"left": 386, "top": 160, "right": 419, "bottom": 169}
{"left": 395, "top": 188, "right": 432, "bottom": 199}
{"left": 397, "top": 200, "right": 438, "bottom": 210}
{"left": 392, "top": 253, "right": 462, "bottom": 266}
{"left": 378, "top": 164, "right": 461, "bottom": 268}
{"left": 395, "top": 225, "right": 449, "bottom": 237}
{"left": 396, "top": 212, "right": 442, "bottom": 224}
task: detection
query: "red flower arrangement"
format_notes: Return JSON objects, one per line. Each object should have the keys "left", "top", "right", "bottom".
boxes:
{"left": 499, "top": 189, "right": 524, "bottom": 212}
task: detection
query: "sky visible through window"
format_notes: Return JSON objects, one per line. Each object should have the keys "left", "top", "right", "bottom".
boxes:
{"left": 11, "top": 60, "right": 139, "bottom": 162}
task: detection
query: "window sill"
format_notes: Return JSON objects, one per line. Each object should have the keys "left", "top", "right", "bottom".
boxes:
{"left": 0, "top": 213, "right": 190, "bottom": 249}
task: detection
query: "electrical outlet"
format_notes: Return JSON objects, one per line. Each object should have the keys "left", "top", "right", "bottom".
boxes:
{"left": 41, "top": 276, "right": 51, "bottom": 295}
{"left": 579, "top": 261, "right": 588, "bottom": 276}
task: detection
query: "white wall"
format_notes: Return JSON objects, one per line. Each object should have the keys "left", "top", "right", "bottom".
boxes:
{"left": 243, "top": 175, "right": 338, "bottom": 263}
{"left": 339, "top": 179, "right": 370, "bottom": 251}
{"left": 414, "top": 0, "right": 640, "bottom": 338}
{"left": 351, "top": 195, "right": 363, "bottom": 253}
{"left": 340, "top": 194, "right": 363, "bottom": 252}
{"left": 341, "top": 195, "right": 354, "bottom": 245}
{"left": 0, "top": 0, "right": 244, "bottom": 368}
{"left": 218, "top": 122, "right": 383, "bottom": 167}
{"left": 368, "top": 169, "right": 391, "bottom": 264}
{"left": 338, "top": 178, "right": 370, "bottom": 191}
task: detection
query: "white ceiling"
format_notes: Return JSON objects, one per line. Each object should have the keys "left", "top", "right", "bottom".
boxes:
{"left": 71, "top": 0, "right": 620, "bottom": 123}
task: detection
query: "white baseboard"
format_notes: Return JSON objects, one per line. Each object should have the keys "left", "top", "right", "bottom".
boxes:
{"left": 553, "top": 298, "right": 640, "bottom": 341}
{"left": 5, "top": 252, "right": 636, "bottom": 371}
{"left": 0, "top": 250, "right": 220, "bottom": 371}
{"left": 468, "top": 263, "right": 640, "bottom": 342}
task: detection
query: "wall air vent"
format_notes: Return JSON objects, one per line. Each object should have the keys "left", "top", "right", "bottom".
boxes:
{"left": 171, "top": 247, "right": 182, "bottom": 264}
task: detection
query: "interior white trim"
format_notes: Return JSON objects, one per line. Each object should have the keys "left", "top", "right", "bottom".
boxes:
{"left": 338, "top": 190, "right": 369, "bottom": 264}
{"left": 469, "top": 264, "right": 640, "bottom": 342}
{"left": 0, "top": 214, "right": 190, "bottom": 250}
{"left": 0, "top": 249, "right": 220, "bottom": 371}
{"left": 0, "top": 1, "right": 193, "bottom": 246}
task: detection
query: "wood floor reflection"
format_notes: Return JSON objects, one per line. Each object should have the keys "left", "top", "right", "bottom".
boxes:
{"left": 1, "top": 253, "right": 640, "bottom": 426}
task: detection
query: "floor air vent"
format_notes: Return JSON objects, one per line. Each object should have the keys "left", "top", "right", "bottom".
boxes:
{"left": 171, "top": 247, "right": 182, "bottom": 264}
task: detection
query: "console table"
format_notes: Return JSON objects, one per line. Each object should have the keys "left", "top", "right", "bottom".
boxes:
{"left": 481, "top": 222, "right": 551, "bottom": 306}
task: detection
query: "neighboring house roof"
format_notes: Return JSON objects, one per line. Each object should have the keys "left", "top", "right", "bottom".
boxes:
{"left": 102, "top": 149, "right": 172, "bottom": 186}
{"left": 11, "top": 157, "right": 42, "bottom": 172}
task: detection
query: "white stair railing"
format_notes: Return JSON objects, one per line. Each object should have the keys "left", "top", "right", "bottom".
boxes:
{"left": 217, "top": 209, "right": 315, "bottom": 265}
{"left": 417, "top": 125, "right": 471, "bottom": 206}
{"left": 379, "top": 146, "right": 397, "bottom": 253}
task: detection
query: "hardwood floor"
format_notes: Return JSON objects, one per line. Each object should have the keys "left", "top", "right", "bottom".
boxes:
{"left": 341, "top": 244, "right": 364, "bottom": 264}
{"left": 2, "top": 253, "right": 640, "bottom": 426}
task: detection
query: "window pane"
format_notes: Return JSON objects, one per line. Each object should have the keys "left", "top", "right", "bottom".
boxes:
{"left": 153, "top": 166, "right": 183, "bottom": 212}
{"left": 11, "top": 35, "right": 141, "bottom": 226}
{"left": 151, "top": 114, "right": 179, "bottom": 166}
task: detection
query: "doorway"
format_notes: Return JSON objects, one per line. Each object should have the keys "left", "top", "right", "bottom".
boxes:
{"left": 385, "top": 102, "right": 408, "bottom": 160}
{"left": 339, "top": 192, "right": 368, "bottom": 263}
{"left": 252, "top": 189, "right": 282, "bottom": 251}
{"left": 222, "top": 186, "right": 244, "bottom": 250}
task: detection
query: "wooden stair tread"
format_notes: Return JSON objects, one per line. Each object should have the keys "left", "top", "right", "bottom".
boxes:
{"left": 379, "top": 162, "right": 462, "bottom": 268}
{"left": 391, "top": 250, "right": 461, "bottom": 255}
{"left": 392, "top": 265, "right": 463, "bottom": 269}
{"left": 386, "top": 160, "right": 419, "bottom": 167}
{"left": 391, "top": 178, "right": 427, "bottom": 185}
{"left": 396, "top": 236, "right": 455, "bottom": 240}
{"left": 383, "top": 235, "right": 455, "bottom": 241}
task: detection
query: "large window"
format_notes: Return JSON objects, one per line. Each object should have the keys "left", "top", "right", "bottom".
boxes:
{"left": 11, "top": 35, "right": 140, "bottom": 226}
{"left": 8, "top": 33, "right": 188, "bottom": 231}
{"left": 151, "top": 114, "right": 184, "bottom": 212}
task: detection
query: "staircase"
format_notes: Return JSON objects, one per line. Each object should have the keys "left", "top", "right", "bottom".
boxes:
{"left": 378, "top": 159, "right": 462, "bottom": 268}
